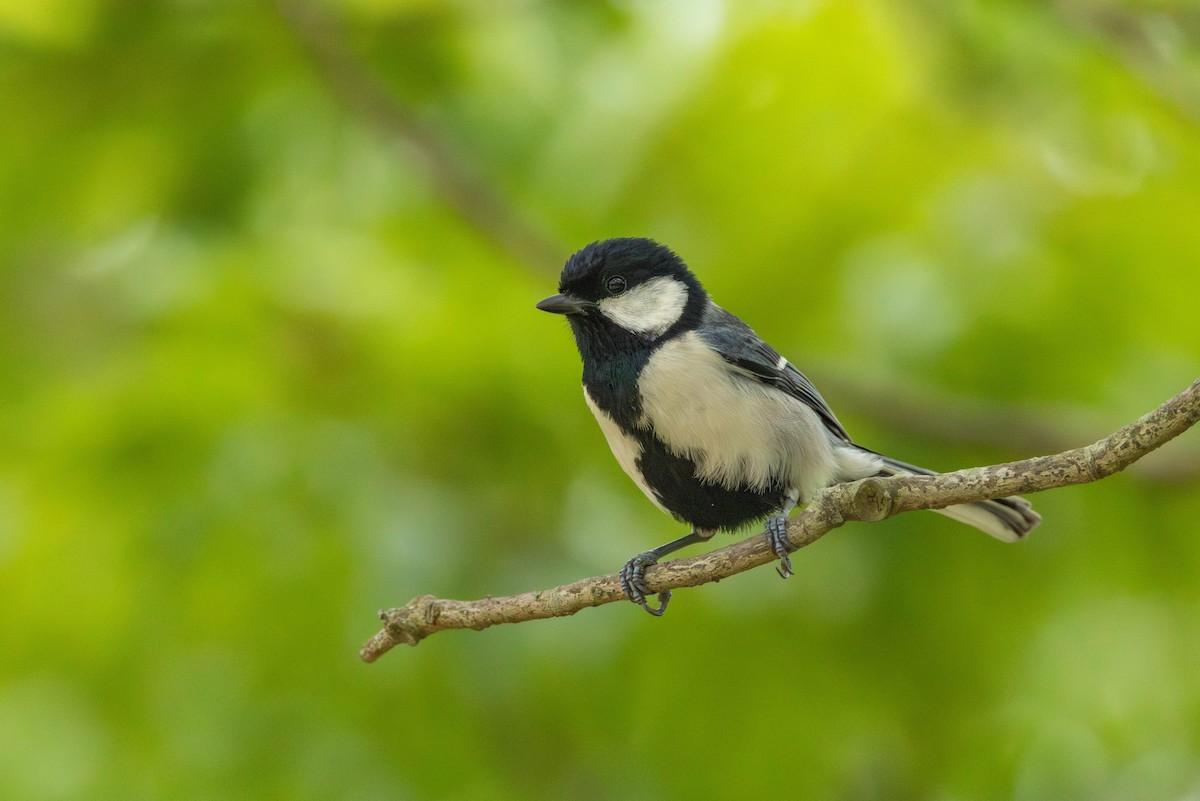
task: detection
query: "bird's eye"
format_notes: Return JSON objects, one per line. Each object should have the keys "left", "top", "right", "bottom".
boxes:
{"left": 606, "top": 276, "right": 627, "bottom": 295}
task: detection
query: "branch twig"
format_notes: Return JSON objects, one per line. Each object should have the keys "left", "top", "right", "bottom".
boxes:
{"left": 278, "top": 1, "right": 1200, "bottom": 477}
{"left": 811, "top": 369, "right": 1200, "bottom": 484}
{"left": 276, "top": 0, "right": 563, "bottom": 268}
{"left": 362, "top": 377, "right": 1200, "bottom": 661}
{"left": 1055, "top": 1, "right": 1200, "bottom": 127}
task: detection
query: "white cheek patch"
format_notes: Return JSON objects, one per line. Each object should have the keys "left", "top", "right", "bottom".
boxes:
{"left": 597, "top": 276, "right": 688, "bottom": 337}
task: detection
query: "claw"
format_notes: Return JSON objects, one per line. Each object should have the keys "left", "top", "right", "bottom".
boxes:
{"left": 765, "top": 513, "right": 795, "bottom": 579}
{"left": 616, "top": 529, "right": 710, "bottom": 616}
{"left": 620, "top": 552, "right": 672, "bottom": 616}
{"left": 641, "top": 591, "right": 672, "bottom": 616}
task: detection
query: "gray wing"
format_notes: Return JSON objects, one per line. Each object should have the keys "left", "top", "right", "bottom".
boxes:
{"left": 696, "top": 305, "right": 853, "bottom": 443}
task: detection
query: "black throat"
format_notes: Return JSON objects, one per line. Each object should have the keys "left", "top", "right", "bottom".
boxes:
{"left": 569, "top": 284, "right": 707, "bottom": 433}
{"left": 570, "top": 316, "right": 652, "bottom": 433}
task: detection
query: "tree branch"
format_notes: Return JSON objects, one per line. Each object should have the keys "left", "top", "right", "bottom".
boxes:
{"left": 361, "top": 377, "right": 1200, "bottom": 661}
{"left": 278, "top": 0, "right": 1200, "bottom": 478}
{"left": 1054, "top": 1, "right": 1200, "bottom": 128}
{"left": 812, "top": 369, "right": 1200, "bottom": 484}
{"left": 275, "top": 0, "right": 564, "bottom": 269}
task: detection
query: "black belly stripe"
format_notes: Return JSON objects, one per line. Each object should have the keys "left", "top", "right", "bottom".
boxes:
{"left": 633, "top": 432, "right": 785, "bottom": 531}
{"left": 578, "top": 327, "right": 785, "bottom": 530}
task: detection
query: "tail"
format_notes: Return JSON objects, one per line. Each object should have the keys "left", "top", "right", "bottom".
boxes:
{"left": 875, "top": 454, "right": 1041, "bottom": 542}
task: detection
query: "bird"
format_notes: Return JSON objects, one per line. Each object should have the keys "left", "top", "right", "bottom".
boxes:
{"left": 536, "top": 238, "right": 1041, "bottom": 616}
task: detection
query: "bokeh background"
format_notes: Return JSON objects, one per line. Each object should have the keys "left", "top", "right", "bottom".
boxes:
{"left": 3, "top": 1, "right": 1200, "bottom": 799}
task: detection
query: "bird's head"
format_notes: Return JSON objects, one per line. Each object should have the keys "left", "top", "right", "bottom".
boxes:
{"left": 536, "top": 238, "right": 707, "bottom": 353}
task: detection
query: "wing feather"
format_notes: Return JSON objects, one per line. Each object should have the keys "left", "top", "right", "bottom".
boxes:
{"left": 696, "top": 305, "right": 852, "bottom": 443}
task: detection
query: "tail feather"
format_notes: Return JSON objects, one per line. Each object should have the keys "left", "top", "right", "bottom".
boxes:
{"left": 874, "top": 454, "right": 1041, "bottom": 542}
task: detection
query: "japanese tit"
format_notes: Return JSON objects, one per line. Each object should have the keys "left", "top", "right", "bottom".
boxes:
{"left": 537, "top": 238, "right": 1040, "bottom": 615}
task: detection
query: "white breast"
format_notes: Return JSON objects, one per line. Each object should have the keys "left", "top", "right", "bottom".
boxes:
{"left": 637, "top": 332, "right": 876, "bottom": 501}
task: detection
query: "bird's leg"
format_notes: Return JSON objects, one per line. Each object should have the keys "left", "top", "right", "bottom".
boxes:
{"left": 619, "top": 529, "right": 713, "bottom": 616}
{"left": 765, "top": 490, "right": 801, "bottom": 579}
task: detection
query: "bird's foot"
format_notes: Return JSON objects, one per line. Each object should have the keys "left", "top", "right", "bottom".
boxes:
{"left": 765, "top": 513, "right": 795, "bottom": 578}
{"left": 619, "top": 552, "right": 672, "bottom": 616}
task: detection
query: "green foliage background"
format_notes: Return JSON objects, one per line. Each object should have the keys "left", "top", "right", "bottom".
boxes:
{"left": 2, "top": 1, "right": 1199, "bottom": 799}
